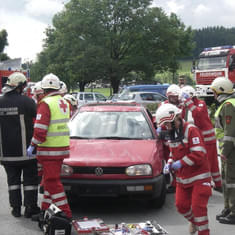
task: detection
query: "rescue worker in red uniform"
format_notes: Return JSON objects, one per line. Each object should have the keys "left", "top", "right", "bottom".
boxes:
{"left": 64, "top": 94, "right": 78, "bottom": 117}
{"left": 0, "top": 72, "right": 40, "bottom": 218}
{"left": 27, "top": 73, "right": 72, "bottom": 219}
{"left": 180, "top": 86, "right": 222, "bottom": 190}
{"left": 156, "top": 103, "right": 212, "bottom": 235}
{"left": 157, "top": 84, "right": 182, "bottom": 193}
{"left": 32, "top": 81, "right": 45, "bottom": 192}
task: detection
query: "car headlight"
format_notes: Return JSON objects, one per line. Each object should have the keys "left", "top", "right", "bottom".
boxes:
{"left": 126, "top": 164, "right": 152, "bottom": 176}
{"left": 61, "top": 164, "right": 73, "bottom": 176}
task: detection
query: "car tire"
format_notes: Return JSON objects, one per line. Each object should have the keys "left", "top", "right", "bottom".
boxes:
{"left": 148, "top": 176, "right": 167, "bottom": 209}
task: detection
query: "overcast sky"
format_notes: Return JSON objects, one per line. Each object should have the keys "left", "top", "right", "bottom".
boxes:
{"left": 1, "top": 0, "right": 235, "bottom": 62}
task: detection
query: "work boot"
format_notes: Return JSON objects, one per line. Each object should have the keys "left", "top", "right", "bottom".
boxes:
{"left": 216, "top": 208, "right": 231, "bottom": 221}
{"left": 24, "top": 206, "right": 41, "bottom": 218}
{"left": 11, "top": 207, "right": 21, "bottom": 217}
{"left": 219, "top": 214, "right": 235, "bottom": 224}
{"left": 189, "top": 222, "right": 197, "bottom": 235}
{"left": 31, "top": 210, "right": 45, "bottom": 222}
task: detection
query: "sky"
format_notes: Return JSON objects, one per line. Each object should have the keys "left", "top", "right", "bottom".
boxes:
{"left": 1, "top": 0, "right": 235, "bottom": 62}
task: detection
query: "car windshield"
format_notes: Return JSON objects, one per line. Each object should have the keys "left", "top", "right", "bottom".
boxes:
{"left": 118, "top": 94, "right": 135, "bottom": 100}
{"left": 197, "top": 56, "right": 227, "bottom": 70}
{"left": 69, "top": 111, "right": 153, "bottom": 139}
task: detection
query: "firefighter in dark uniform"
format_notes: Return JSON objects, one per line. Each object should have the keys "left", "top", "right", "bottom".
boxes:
{"left": 0, "top": 72, "right": 40, "bottom": 218}
{"left": 210, "top": 76, "right": 235, "bottom": 224}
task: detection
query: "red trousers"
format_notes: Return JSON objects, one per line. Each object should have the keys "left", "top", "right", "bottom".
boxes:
{"left": 39, "top": 159, "right": 72, "bottom": 218}
{"left": 206, "top": 143, "right": 222, "bottom": 187}
{"left": 175, "top": 183, "right": 212, "bottom": 235}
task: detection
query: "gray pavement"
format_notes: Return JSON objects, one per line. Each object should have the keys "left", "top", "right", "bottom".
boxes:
{"left": 0, "top": 165, "right": 234, "bottom": 235}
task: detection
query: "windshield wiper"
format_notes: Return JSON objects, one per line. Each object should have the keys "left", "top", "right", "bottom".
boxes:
{"left": 94, "top": 136, "right": 139, "bottom": 140}
{"left": 70, "top": 136, "right": 90, "bottom": 139}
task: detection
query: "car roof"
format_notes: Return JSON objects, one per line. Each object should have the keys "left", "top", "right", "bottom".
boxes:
{"left": 127, "top": 91, "right": 166, "bottom": 96}
{"left": 79, "top": 102, "right": 144, "bottom": 112}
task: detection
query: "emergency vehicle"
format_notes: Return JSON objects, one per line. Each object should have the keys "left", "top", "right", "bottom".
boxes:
{"left": 193, "top": 45, "right": 235, "bottom": 103}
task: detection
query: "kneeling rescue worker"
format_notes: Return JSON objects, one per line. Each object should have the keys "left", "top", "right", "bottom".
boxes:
{"left": 27, "top": 73, "right": 72, "bottom": 220}
{"left": 156, "top": 103, "right": 212, "bottom": 235}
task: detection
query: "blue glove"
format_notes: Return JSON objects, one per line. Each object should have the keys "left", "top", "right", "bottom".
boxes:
{"left": 27, "top": 145, "right": 35, "bottom": 157}
{"left": 156, "top": 126, "right": 162, "bottom": 135}
{"left": 163, "top": 163, "right": 171, "bottom": 174}
{"left": 181, "top": 92, "right": 190, "bottom": 100}
{"left": 171, "top": 160, "right": 182, "bottom": 171}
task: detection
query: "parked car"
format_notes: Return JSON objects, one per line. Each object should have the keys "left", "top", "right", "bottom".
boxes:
{"left": 74, "top": 92, "right": 107, "bottom": 106}
{"left": 119, "top": 84, "right": 170, "bottom": 96}
{"left": 117, "top": 91, "right": 167, "bottom": 106}
{"left": 61, "top": 102, "right": 166, "bottom": 208}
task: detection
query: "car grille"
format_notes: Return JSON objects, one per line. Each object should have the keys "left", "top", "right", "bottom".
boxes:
{"left": 72, "top": 166, "right": 126, "bottom": 175}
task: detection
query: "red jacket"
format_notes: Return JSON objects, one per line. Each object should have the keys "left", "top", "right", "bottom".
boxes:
{"left": 182, "top": 97, "right": 216, "bottom": 144}
{"left": 168, "top": 122, "right": 211, "bottom": 188}
{"left": 31, "top": 92, "right": 69, "bottom": 160}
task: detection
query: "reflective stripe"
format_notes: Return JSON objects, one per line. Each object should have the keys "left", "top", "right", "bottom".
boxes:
{"left": 50, "top": 119, "right": 70, "bottom": 124}
{"left": 47, "top": 131, "right": 70, "bottom": 137}
{"left": 204, "top": 136, "right": 216, "bottom": 142}
{"left": 51, "top": 192, "right": 66, "bottom": 200}
{"left": 189, "top": 105, "right": 196, "bottom": 112}
{"left": 214, "top": 177, "right": 222, "bottom": 182}
{"left": 9, "top": 185, "right": 21, "bottom": 190}
{"left": 182, "top": 156, "right": 194, "bottom": 166}
{"left": 20, "top": 114, "right": 27, "bottom": 157}
{"left": 176, "top": 172, "right": 211, "bottom": 185}
{"left": 185, "top": 100, "right": 193, "bottom": 106}
{"left": 55, "top": 199, "right": 68, "bottom": 207}
{"left": 223, "top": 136, "right": 235, "bottom": 143}
{"left": 226, "top": 183, "right": 235, "bottom": 188}
{"left": 202, "top": 129, "right": 215, "bottom": 135}
{"left": 194, "top": 216, "right": 208, "bottom": 223}
{"left": 34, "top": 123, "right": 48, "bottom": 130}
{"left": 23, "top": 185, "right": 38, "bottom": 191}
{"left": 0, "top": 107, "right": 18, "bottom": 115}
{"left": 197, "top": 223, "right": 209, "bottom": 232}
{"left": 42, "top": 198, "right": 52, "bottom": 204}
{"left": 44, "top": 191, "right": 50, "bottom": 196}
{"left": 190, "top": 146, "right": 207, "bottom": 154}
{"left": 32, "top": 137, "right": 42, "bottom": 145}
{"left": 184, "top": 123, "right": 195, "bottom": 140}
{"left": 211, "top": 172, "right": 220, "bottom": 176}
{"left": 37, "top": 150, "right": 69, "bottom": 156}
{"left": 182, "top": 209, "right": 192, "bottom": 217}
{"left": 1, "top": 156, "right": 36, "bottom": 161}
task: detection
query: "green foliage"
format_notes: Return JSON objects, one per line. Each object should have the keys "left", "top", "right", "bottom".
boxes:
{"left": 0, "top": 29, "right": 9, "bottom": 61}
{"left": 30, "top": 0, "right": 194, "bottom": 93}
{"left": 192, "top": 26, "right": 235, "bottom": 58}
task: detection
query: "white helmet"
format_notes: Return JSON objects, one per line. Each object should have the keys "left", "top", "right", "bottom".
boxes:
{"left": 41, "top": 73, "right": 60, "bottom": 90}
{"left": 180, "top": 85, "right": 196, "bottom": 97}
{"left": 64, "top": 94, "right": 78, "bottom": 107}
{"left": 166, "top": 84, "right": 181, "bottom": 97}
{"left": 155, "top": 103, "right": 182, "bottom": 126}
{"left": 2, "top": 72, "right": 27, "bottom": 93}
{"left": 60, "top": 81, "right": 68, "bottom": 94}
{"left": 32, "top": 81, "right": 43, "bottom": 95}
{"left": 210, "top": 77, "right": 234, "bottom": 95}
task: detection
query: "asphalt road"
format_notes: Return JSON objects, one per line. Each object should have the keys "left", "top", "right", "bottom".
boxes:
{"left": 0, "top": 165, "right": 234, "bottom": 235}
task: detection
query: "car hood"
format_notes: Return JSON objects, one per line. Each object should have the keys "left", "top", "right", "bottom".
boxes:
{"left": 65, "top": 139, "right": 158, "bottom": 167}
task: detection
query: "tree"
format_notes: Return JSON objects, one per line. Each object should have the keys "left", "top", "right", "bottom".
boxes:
{"left": 0, "top": 29, "right": 10, "bottom": 61}
{"left": 32, "top": 0, "right": 194, "bottom": 92}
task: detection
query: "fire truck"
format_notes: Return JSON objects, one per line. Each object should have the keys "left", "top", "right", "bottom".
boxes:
{"left": 193, "top": 45, "right": 235, "bottom": 103}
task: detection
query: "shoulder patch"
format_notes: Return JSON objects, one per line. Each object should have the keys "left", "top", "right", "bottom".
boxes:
{"left": 192, "top": 137, "right": 200, "bottom": 145}
{"left": 198, "top": 103, "right": 203, "bottom": 107}
{"left": 226, "top": 115, "right": 232, "bottom": 124}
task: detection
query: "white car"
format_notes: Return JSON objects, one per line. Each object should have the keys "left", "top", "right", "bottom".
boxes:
{"left": 75, "top": 92, "right": 107, "bottom": 106}
{"left": 117, "top": 91, "right": 167, "bottom": 105}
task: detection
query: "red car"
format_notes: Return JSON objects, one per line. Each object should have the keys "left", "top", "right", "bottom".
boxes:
{"left": 61, "top": 103, "right": 166, "bottom": 208}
